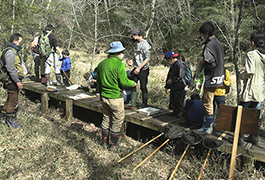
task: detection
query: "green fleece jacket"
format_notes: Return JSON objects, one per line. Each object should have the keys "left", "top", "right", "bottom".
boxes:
{"left": 97, "top": 55, "right": 135, "bottom": 99}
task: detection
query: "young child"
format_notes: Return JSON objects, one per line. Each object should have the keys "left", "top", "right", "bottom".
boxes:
{"left": 83, "top": 67, "right": 97, "bottom": 89}
{"left": 59, "top": 50, "right": 71, "bottom": 86}
{"left": 182, "top": 93, "right": 204, "bottom": 128}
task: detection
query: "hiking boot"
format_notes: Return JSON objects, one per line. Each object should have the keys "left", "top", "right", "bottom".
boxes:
{"left": 6, "top": 112, "right": 21, "bottom": 128}
{"left": 109, "top": 132, "right": 120, "bottom": 152}
{"left": 102, "top": 129, "right": 109, "bottom": 150}
{"left": 245, "top": 135, "right": 258, "bottom": 145}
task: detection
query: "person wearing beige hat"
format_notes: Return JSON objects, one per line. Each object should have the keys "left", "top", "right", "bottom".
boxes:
{"left": 126, "top": 28, "right": 151, "bottom": 108}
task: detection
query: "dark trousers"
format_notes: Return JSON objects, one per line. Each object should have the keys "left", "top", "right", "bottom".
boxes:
{"left": 61, "top": 70, "right": 71, "bottom": 86}
{"left": 172, "top": 89, "right": 186, "bottom": 113}
{"left": 3, "top": 81, "right": 19, "bottom": 113}
{"left": 213, "top": 95, "right": 225, "bottom": 113}
{"left": 130, "top": 68, "right": 149, "bottom": 93}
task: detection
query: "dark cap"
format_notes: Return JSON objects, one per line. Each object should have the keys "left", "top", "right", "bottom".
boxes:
{"left": 128, "top": 28, "right": 140, "bottom": 37}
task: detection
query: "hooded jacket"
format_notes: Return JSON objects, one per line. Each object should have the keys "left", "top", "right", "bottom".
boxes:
{"left": 202, "top": 37, "right": 225, "bottom": 87}
{"left": 241, "top": 49, "right": 265, "bottom": 102}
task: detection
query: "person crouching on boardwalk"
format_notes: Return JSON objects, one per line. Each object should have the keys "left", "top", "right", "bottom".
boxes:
{"left": 97, "top": 41, "right": 137, "bottom": 151}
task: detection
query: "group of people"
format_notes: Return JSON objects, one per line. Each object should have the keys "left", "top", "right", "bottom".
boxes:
{"left": 0, "top": 22, "right": 264, "bottom": 150}
{"left": 31, "top": 24, "right": 72, "bottom": 86}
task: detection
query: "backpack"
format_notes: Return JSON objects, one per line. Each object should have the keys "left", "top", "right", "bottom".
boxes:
{"left": 224, "top": 68, "right": 231, "bottom": 94}
{"left": 38, "top": 33, "right": 52, "bottom": 57}
{"left": 182, "top": 61, "right": 192, "bottom": 86}
{"left": 0, "top": 48, "right": 14, "bottom": 82}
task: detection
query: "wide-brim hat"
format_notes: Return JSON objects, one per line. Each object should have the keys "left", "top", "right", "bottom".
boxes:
{"left": 106, "top": 41, "right": 126, "bottom": 53}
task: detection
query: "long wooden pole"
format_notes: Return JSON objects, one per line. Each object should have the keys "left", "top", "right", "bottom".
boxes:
{"left": 169, "top": 145, "right": 190, "bottom": 180}
{"left": 62, "top": 70, "right": 74, "bottom": 85}
{"left": 118, "top": 133, "right": 163, "bottom": 163}
{"left": 133, "top": 138, "right": 170, "bottom": 171}
{"left": 229, "top": 105, "right": 243, "bottom": 179}
{"left": 197, "top": 131, "right": 227, "bottom": 180}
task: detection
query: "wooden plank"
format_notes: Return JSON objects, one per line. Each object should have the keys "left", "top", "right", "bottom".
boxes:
{"left": 65, "top": 98, "right": 73, "bottom": 121}
{"left": 216, "top": 105, "right": 260, "bottom": 135}
{"left": 41, "top": 92, "right": 49, "bottom": 113}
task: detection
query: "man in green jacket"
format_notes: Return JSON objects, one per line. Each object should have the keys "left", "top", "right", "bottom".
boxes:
{"left": 97, "top": 41, "right": 137, "bottom": 151}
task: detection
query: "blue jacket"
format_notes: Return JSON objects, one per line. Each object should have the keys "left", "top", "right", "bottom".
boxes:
{"left": 59, "top": 57, "right": 71, "bottom": 71}
{"left": 185, "top": 99, "right": 204, "bottom": 123}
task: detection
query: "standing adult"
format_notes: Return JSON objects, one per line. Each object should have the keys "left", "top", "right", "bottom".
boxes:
{"left": 126, "top": 28, "right": 151, "bottom": 108}
{"left": 0, "top": 33, "right": 24, "bottom": 127}
{"left": 195, "top": 22, "right": 225, "bottom": 135}
{"left": 97, "top": 41, "right": 137, "bottom": 151}
{"left": 39, "top": 24, "right": 61, "bottom": 86}
{"left": 239, "top": 31, "right": 265, "bottom": 145}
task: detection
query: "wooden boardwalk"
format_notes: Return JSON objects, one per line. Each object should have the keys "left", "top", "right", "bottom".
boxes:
{"left": 22, "top": 79, "right": 265, "bottom": 167}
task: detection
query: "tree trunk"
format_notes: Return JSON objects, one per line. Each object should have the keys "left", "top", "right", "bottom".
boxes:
{"left": 145, "top": 0, "right": 156, "bottom": 38}
{"left": 233, "top": 0, "right": 245, "bottom": 103}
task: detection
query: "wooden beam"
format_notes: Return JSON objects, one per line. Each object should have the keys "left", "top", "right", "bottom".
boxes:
{"left": 65, "top": 98, "right": 73, "bottom": 121}
{"left": 41, "top": 92, "right": 49, "bottom": 113}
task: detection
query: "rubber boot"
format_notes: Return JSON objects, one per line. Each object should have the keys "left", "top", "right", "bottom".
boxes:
{"left": 46, "top": 74, "right": 51, "bottom": 86}
{"left": 102, "top": 129, "right": 109, "bottom": 150}
{"left": 0, "top": 108, "right": 6, "bottom": 124}
{"left": 125, "top": 91, "right": 138, "bottom": 107}
{"left": 194, "top": 115, "right": 214, "bottom": 135}
{"left": 109, "top": 131, "right": 120, "bottom": 152}
{"left": 41, "top": 75, "right": 46, "bottom": 85}
{"left": 56, "top": 74, "right": 63, "bottom": 85}
{"left": 6, "top": 112, "right": 21, "bottom": 128}
{"left": 140, "top": 92, "right": 148, "bottom": 108}
{"left": 35, "top": 71, "right": 40, "bottom": 82}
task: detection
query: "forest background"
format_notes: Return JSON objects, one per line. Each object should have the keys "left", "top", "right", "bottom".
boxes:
{"left": 0, "top": 1, "right": 265, "bottom": 179}
{"left": 0, "top": 0, "right": 265, "bottom": 101}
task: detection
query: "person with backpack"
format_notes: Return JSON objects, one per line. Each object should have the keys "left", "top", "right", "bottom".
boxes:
{"left": 31, "top": 36, "right": 41, "bottom": 82}
{"left": 213, "top": 66, "right": 231, "bottom": 113}
{"left": 125, "top": 28, "right": 151, "bottom": 108}
{"left": 194, "top": 21, "right": 225, "bottom": 135}
{"left": 39, "top": 24, "right": 62, "bottom": 86}
{"left": 0, "top": 33, "right": 24, "bottom": 128}
{"left": 164, "top": 51, "right": 186, "bottom": 118}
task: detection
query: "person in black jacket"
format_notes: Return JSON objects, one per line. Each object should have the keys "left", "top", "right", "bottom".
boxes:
{"left": 164, "top": 51, "right": 186, "bottom": 118}
{"left": 195, "top": 21, "right": 225, "bottom": 135}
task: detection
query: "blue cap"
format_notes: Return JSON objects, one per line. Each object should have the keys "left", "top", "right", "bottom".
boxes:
{"left": 107, "top": 41, "right": 126, "bottom": 53}
{"left": 164, "top": 51, "right": 175, "bottom": 59}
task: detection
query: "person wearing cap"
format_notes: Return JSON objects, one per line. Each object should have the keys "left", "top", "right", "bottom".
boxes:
{"left": 39, "top": 24, "right": 62, "bottom": 86}
{"left": 96, "top": 41, "right": 137, "bottom": 151}
{"left": 194, "top": 22, "right": 225, "bottom": 135}
{"left": 164, "top": 51, "right": 186, "bottom": 118}
{"left": 126, "top": 28, "right": 151, "bottom": 108}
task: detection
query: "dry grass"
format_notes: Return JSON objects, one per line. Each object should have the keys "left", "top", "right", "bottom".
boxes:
{"left": 0, "top": 50, "right": 264, "bottom": 179}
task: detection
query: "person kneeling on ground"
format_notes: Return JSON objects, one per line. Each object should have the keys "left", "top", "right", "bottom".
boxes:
{"left": 181, "top": 93, "right": 204, "bottom": 129}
